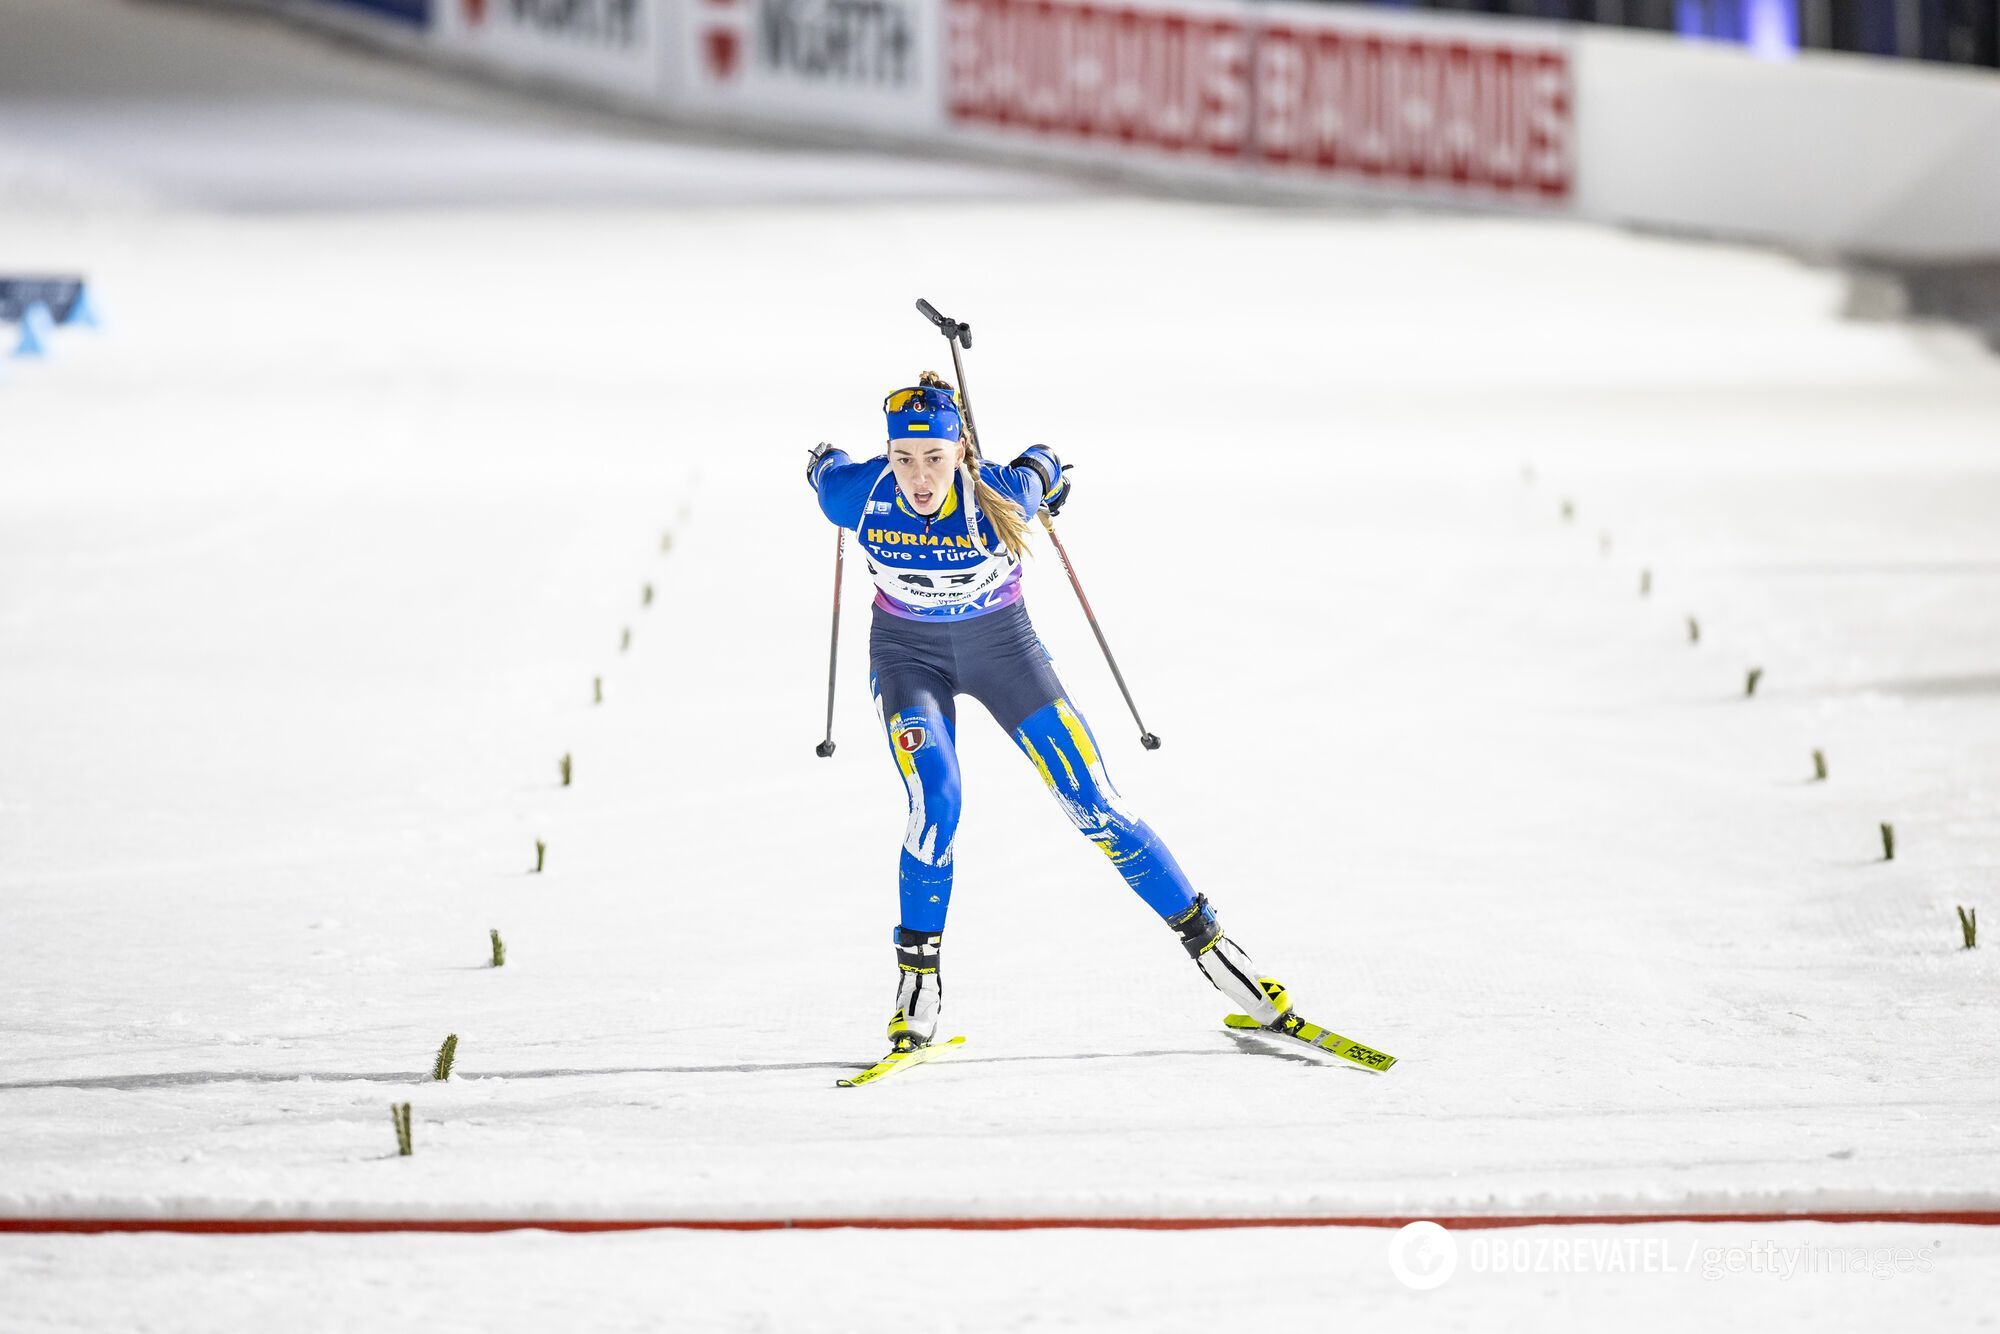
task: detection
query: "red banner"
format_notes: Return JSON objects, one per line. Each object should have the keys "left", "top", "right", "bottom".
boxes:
{"left": 946, "top": 0, "right": 1571, "bottom": 200}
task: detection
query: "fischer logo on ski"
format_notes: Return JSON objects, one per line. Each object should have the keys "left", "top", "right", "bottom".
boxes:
{"left": 1224, "top": 1013, "right": 1397, "bottom": 1072}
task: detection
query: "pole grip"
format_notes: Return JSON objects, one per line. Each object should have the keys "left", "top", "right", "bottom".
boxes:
{"left": 915, "top": 297, "right": 971, "bottom": 348}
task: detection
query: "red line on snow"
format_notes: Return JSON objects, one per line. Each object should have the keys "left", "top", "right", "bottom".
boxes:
{"left": 2, "top": 1211, "right": 1997, "bottom": 1235}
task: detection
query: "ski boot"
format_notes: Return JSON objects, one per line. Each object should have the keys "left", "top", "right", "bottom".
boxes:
{"left": 886, "top": 926, "right": 942, "bottom": 1052}
{"left": 1168, "top": 894, "right": 1290, "bottom": 1025}
{"left": 1173, "top": 895, "right": 1399, "bottom": 1071}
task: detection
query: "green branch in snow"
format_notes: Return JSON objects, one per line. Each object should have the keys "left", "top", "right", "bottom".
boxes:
{"left": 432, "top": 1034, "right": 457, "bottom": 1082}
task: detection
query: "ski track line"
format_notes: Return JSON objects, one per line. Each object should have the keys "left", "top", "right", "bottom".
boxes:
{"left": 2, "top": 1211, "right": 1998, "bottom": 1235}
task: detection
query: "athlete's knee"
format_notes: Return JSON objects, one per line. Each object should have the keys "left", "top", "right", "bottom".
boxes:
{"left": 887, "top": 718, "right": 960, "bottom": 868}
{"left": 1014, "top": 698, "right": 1135, "bottom": 833}
{"left": 903, "top": 763, "right": 962, "bottom": 838}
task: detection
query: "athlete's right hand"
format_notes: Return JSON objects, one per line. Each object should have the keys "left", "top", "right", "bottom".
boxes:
{"left": 805, "top": 441, "right": 838, "bottom": 486}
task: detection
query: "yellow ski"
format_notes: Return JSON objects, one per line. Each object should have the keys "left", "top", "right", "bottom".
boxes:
{"left": 836, "top": 1035, "right": 967, "bottom": 1087}
{"left": 1225, "top": 1013, "right": 1396, "bottom": 1072}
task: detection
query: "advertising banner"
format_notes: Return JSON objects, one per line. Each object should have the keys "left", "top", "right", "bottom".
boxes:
{"left": 678, "top": 0, "right": 944, "bottom": 136}
{"left": 437, "top": 0, "right": 665, "bottom": 100}
{"left": 945, "top": 0, "right": 1572, "bottom": 203}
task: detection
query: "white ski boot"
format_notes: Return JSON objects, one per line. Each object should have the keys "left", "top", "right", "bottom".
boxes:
{"left": 887, "top": 926, "right": 943, "bottom": 1051}
{"left": 1169, "top": 894, "right": 1289, "bottom": 1026}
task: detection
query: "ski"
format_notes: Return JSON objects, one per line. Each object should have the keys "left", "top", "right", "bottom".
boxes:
{"left": 836, "top": 1034, "right": 967, "bottom": 1087}
{"left": 1224, "top": 1013, "right": 1397, "bottom": 1072}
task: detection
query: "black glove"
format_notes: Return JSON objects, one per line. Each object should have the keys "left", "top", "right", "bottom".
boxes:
{"left": 805, "top": 441, "right": 837, "bottom": 487}
{"left": 1010, "top": 445, "right": 1072, "bottom": 515}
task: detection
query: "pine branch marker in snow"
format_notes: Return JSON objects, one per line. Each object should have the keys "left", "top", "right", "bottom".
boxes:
{"left": 661, "top": 532, "right": 674, "bottom": 553}
{"left": 1745, "top": 667, "right": 1763, "bottom": 697}
{"left": 432, "top": 1034, "right": 458, "bottom": 1081}
{"left": 1812, "top": 750, "right": 1828, "bottom": 782}
{"left": 1560, "top": 499, "right": 1575, "bottom": 523}
{"left": 559, "top": 753, "right": 571, "bottom": 787}
{"left": 1688, "top": 616, "right": 1701, "bottom": 645}
{"left": 620, "top": 627, "right": 631, "bottom": 653}
{"left": 1958, "top": 906, "right": 1978, "bottom": 949}
{"left": 642, "top": 583, "right": 654, "bottom": 607}
{"left": 593, "top": 676, "right": 602, "bottom": 705}
{"left": 534, "top": 839, "right": 546, "bottom": 873}
{"left": 391, "top": 1103, "right": 412, "bottom": 1157}
{"left": 490, "top": 929, "right": 506, "bottom": 968}
{"left": 1880, "top": 823, "right": 1895, "bottom": 861}
{"left": 1640, "top": 569, "right": 1652, "bottom": 597}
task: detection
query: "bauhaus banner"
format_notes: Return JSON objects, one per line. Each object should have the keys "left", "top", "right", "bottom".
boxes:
{"left": 945, "top": 0, "right": 1572, "bottom": 202}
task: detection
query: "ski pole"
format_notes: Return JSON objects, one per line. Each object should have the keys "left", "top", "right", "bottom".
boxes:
{"left": 915, "top": 298, "right": 981, "bottom": 456}
{"left": 1037, "top": 512, "right": 1161, "bottom": 749}
{"left": 814, "top": 528, "right": 845, "bottom": 758}
{"left": 914, "top": 297, "right": 1161, "bottom": 750}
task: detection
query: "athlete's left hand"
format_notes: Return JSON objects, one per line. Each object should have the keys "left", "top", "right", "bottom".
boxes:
{"left": 1043, "top": 462, "right": 1074, "bottom": 516}
{"left": 1011, "top": 446, "right": 1072, "bottom": 515}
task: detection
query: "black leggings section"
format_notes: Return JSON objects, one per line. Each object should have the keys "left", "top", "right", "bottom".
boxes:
{"left": 867, "top": 600, "right": 1066, "bottom": 734}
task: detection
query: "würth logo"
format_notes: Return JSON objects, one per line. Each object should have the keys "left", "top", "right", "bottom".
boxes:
{"left": 760, "top": 0, "right": 916, "bottom": 85}
{"left": 496, "top": 0, "right": 642, "bottom": 46}
{"left": 702, "top": 0, "right": 747, "bottom": 81}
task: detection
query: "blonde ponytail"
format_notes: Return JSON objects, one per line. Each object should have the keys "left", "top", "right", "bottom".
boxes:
{"left": 973, "top": 469, "right": 1033, "bottom": 560}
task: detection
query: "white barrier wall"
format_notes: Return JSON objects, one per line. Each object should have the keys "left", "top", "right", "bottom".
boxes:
{"left": 237, "top": 0, "right": 2000, "bottom": 260}
{"left": 1574, "top": 29, "right": 2000, "bottom": 261}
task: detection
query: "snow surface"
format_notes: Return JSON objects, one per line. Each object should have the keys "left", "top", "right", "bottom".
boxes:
{"left": 5, "top": 1223, "right": 2000, "bottom": 1333}
{"left": 3, "top": 0, "right": 1999, "bottom": 1327}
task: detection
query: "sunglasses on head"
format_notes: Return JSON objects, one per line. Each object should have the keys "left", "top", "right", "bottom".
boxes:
{"left": 884, "top": 385, "right": 957, "bottom": 414}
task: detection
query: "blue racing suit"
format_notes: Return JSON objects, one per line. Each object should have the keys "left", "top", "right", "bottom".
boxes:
{"left": 809, "top": 448, "right": 1201, "bottom": 935}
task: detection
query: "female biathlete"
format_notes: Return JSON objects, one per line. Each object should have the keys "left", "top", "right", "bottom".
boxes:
{"left": 806, "top": 373, "right": 1292, "bottom": 1058}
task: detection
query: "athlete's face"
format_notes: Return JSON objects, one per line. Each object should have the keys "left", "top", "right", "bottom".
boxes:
{"left": 889, "top": 439, "right": 957, "bottom": 516}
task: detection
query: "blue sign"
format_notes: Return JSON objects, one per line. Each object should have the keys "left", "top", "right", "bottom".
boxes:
{"left": 313, "top": 0, "right": 430, "bottom": 26}
{"left": 0, "top": 277, "right": 88, "bottom": 324}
